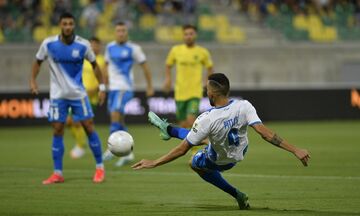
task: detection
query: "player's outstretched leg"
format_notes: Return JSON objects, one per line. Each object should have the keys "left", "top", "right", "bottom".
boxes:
{"left": 189, "top": 150, "right": 250, "bottom": 210}
{"left": 148, "top": 111, "right": 190, "bottom": 140}
{"left": 148, "top": 111, "right": 171, "bottom": 140}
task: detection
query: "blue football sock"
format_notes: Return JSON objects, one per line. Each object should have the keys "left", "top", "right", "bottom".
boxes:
{"left": 87, "top": 132, "right": 103, "bottom": 165}
{"left": 110, "top": 122, "right": 127, "bottom": 134}
{"left": 167, "top": 126, "right": 190, "bottom": 140}
{"left": 52, "top": 135, "right": 64, "bottom": 171}
{"left": 200, "top": 171, "right": 238, "bottom": 198}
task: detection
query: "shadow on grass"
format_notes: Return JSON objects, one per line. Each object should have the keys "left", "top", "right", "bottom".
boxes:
{"left": 194, "top": 204, "right": 359, "bottom": 215}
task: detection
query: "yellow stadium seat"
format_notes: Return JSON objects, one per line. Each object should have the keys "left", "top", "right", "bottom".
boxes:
{"left": 199, "top": 15, "right": 216, "bottom": 30}
{"left": 96, "top": 26, "right": 114, "bottom": 43}
{"left": 308, "top": 15, "right": 322, "bottom": 28}
{"left": 33, "top": 26, "right": 49, "bottom": 43}
{"left": 139, "top": 14, "right": 157, "bottom": 30}
{"left": 155, "top": 26, "right": 173, "bottom": 43}
{"left": 41, "top": 0, "right": 53, "bottom": 13}
{"left": 215, "top": 15, "right": 230, "bottom": 29}
{"left": 309, "top": 26, "right": 337, "bottom": 42}
{"left": 50, "top": 26, "right": 61, "bottom": 35}
{"left": 323, "top": 26, "right": 338, "bottom": 41}
{"left": 216, "top": 26, "right": 246, "bottom": 44}
{"left": 293, "top": 14, "right": 308, "bottom": 30}
{"left": 267, "top": 3, "right": 277, "bottom": 16}
{"left": 172, "top": 26, "right": 183, "bottom": 42}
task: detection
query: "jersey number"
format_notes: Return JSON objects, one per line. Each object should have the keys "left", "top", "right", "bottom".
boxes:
{"left": 227, "top": 128, "right": 240, "bottom": 147}
{"left": 50, "top": 106, "right": 59, "bottom": 120}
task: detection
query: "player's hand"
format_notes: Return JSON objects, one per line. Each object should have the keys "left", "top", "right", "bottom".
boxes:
{"left": 294, "top": 148, "right": 311, "bottom": 167}
{"left": 146, "top": 86, "right": 155, "bottom": 97}
{"left": 98, "top": 91, "right": 106, "bottom": 106}
{"left": 163, "top": 79, "right": 171, "bottom": 94}
{"left": 132, "top": 159, "right": 156, "bottom": 170}
{"left": 30, "top": 80, "right": 39, "bottom": 95}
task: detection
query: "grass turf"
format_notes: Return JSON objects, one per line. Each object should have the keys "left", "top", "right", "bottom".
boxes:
{"left": 0, "top": 121, "right": 359, "bottom": 216}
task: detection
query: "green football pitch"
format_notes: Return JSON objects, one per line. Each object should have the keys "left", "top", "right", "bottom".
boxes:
{"left": 0, "top": 121, "right": 359, "bottom": 216}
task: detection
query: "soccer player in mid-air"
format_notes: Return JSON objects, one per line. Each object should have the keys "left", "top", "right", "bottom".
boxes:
{"left": 102, "top": 22, "right": 154, "bottom": 167}
{"left": 133, "top": 73, "right": 311, "bottom": 209}
{"left": 30, "top": 12, "right": 106, "bottom": 184}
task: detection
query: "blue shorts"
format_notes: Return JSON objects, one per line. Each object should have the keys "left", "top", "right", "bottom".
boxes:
{"left": 191, "top": 145, "right": 248, "bottom": 172}
{"left": 107, "top": 90, "right": 133, "bottom": 114}
{"left": 48, "top": 97, "right": 94, "bottom": 123}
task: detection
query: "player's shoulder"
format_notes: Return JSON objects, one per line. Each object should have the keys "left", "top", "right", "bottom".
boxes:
{"left": 195, "top": 44, "right": 210, "bottom": 52}
{"left": 126, "top": 41, "right": 142, "bottom": 49}
{"left": 74, "top": 35, "right": 91, "bottom": 47}
{"left": 231, "top": 98, "right": 251, "bottom": 106}
{"left": 41, "top": 35, "right": 59, "bottom": 45}
{"left": 105, "top": 41, "right": 117, "bottom": 49}
{"left": 234, "top": 99, "right": 257, "bottom": 113}
{"left": 171, "top": 44, "right": 184, "bottom": 51}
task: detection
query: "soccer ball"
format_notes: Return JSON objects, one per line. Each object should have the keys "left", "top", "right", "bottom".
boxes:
{"left": 107, "top": 131, "right": 134, "bottom": 157}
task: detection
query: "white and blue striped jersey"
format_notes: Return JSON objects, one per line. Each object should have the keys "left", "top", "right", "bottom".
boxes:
{"left": 105, "top": 41, "right": 146, "bottom": 91}
{"left": 36, "top": 35, "right": 96, "bottom": 100}
{"left": 186, "top": 99, "right": 262, "bottom": 165}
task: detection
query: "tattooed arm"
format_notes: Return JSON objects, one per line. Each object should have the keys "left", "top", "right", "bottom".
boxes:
{"left": 251, "top": 123, "right": 311, "bottom": 166}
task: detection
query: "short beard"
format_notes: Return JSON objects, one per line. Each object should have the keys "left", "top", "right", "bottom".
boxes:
{"left": 209, "top": 97, "right": 215, "bottom": 106}
{"left": 61, "top": 30, "right": 74, "bottom": 41}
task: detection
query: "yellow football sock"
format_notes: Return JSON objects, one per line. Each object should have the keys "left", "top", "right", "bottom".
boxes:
{"left": 70, "top": 124, "right": 87, "bottom": 149}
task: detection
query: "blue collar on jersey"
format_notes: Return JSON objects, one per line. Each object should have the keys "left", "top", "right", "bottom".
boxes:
{"left": 207, "top": 99, "right": 234, "bottom": 112}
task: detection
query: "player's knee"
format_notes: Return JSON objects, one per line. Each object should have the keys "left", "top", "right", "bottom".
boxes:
{"left": 81, "top": 120, "right": 94, "bottom": 134}
{"left": 111, "top": 111, "right": 123, "bottom": 122}
{"left": 52, "top": 123, "right": 65, "bottom": 136}
{"left": 188, "top": 157, "right": 202, "bottom": 174}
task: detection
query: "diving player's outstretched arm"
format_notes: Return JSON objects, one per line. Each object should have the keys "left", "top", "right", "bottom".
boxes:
{"left": 30, "top": 60, "right": 43, "bottom": 95}
{"left": 132, "top": 139, "right": 192, "bottom": 170}
{"left": 251, "top": 123, "right": 311, "bottom": 166}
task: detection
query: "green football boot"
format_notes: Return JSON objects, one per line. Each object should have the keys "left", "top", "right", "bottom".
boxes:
{"left": 236, "top": 190, "right": 250, "bottom": 210}
{"left": 148, "top": 111, "right": 171, "bottom": 140}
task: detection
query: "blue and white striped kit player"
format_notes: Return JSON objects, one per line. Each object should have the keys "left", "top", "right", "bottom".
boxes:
{"left": 36, "top": 35, "right": 95, "bottom": 122}
{"left": 35, "top": 35, "right": 104, "bottom": 180}
{"left": 187, "top": 99, "right": 262, "bottom": 169}
{"left": 105, "top": 40, "right": 146, "bottom": 133}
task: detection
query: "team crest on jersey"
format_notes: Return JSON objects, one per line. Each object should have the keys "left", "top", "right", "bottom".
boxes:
{"left": 72, "top": 49, "right": 80, "bottom": 58}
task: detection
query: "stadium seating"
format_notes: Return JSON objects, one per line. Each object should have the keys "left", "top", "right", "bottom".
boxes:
{"left": 264, "top": 2, "right": 360, "bottom": 42}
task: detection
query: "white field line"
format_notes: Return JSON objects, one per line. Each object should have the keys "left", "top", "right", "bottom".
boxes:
{"left": 1, "top": 167, "right": 360, "bottom": 181}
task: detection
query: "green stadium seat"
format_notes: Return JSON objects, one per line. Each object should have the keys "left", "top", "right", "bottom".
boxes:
{"left": 198, "top": 30, "right": 215, "bottom": 42}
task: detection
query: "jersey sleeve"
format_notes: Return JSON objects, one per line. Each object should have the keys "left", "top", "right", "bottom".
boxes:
{"left": 165, "top": 47, "right": 176, "bottom": 66}
{"left": 35, "top": 40, "right": 48, "bottom": 61}
{"left": 84, "top": 41, "right": 96, "bottom": 63}
{"left": 245, "top": 101, "right": 262, "bottom": 125}
{"left": 202, "top": 48, "right": 213, "bottom": 68}
{"left": 186, "top": 112, "right": 211, "bottom": 146}
{"left": 132, "top": 44, "right": 146, "bottom": 64}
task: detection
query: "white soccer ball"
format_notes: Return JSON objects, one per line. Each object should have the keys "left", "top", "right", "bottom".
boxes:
{"left": 107, "top": 131, "right": 134, "bottom": 157}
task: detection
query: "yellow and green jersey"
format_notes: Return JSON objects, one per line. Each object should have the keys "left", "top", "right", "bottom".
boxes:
{"left": 166, "top": 44, "right": 213, "bottom": 101}
{"left": 82, "top": 54, "right": 105, "bottom": 105}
